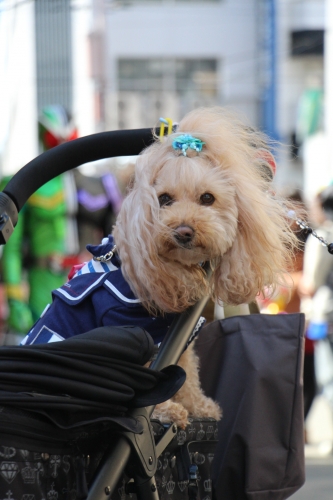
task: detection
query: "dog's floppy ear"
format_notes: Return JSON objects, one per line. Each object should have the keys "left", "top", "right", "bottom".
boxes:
{"left": 211, "top": 179, "right": 296, "bottom": 305}
{"left": 113, "top": 173, "right": 159, "bottom": 277}
{"left": 113, "top": 152, "right": 177, "bottom": 310}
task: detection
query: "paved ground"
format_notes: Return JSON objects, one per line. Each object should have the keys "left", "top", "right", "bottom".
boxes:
{"left": 290, "top": 395, "right": 333, "bottom": 499}
{"left": 290, "top": 456, "right": 333, "bottom": 499}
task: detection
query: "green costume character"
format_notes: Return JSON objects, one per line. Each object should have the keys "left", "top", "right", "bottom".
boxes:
{"left": 1, "top": 105, "right": 80, "bottom": 335}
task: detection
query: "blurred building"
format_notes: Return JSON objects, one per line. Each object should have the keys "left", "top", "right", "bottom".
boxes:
{"left": 89, "top": 0, "right": 328, "bottom": 193}
{"left": 0, "top": 0, "right": 38, "bottom": 175}
{"left": 0, "top": 0, "right": 95, "bottom": 175}
{"left": 275, "top": 0, "right": 325, "bottom": 195}
{"left": 35, "top": 0, "right": 73, "bottom": 152}
{"left": 91, "top": 0, "right": 262, "bottom": 131}
{"left": 0, "top": 0, "right": 330, "bottom": 193}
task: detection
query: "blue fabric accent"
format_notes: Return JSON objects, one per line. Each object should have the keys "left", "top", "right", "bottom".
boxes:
{"left": 101, "top": 261, "right": 110, "bottom": 273}
{"left": 86, "top": 235, "right": 121, "bottom": 267}
{"left": 307, "top": 322, "right": 328, "bottom": 340}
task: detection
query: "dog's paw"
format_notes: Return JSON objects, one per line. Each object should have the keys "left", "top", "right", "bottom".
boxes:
{"left": 152, "top": 401, "right": 189, "bottom": 429}
{"left": 190, "top": 399, "right": 222, "bottom": 421}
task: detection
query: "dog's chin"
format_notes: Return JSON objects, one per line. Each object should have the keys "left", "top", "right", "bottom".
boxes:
{"left": 162, "top": 245, "right": 209, "bottom": 266}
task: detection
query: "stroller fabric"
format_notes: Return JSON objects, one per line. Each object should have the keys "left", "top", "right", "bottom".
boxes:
{"left": 110, "top": 418, "right": 219, "bottom": 500}
{"left": 0, "top": 325, "right": 186, "bottom": 431}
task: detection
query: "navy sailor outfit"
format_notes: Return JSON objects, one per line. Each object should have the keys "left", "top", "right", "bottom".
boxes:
{"left": 21, "top": 235, "right": 180, "bottom": 345}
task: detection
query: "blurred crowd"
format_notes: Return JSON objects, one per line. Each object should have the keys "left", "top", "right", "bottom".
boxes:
{"left": 258, "top": 185, "right": 333, "bottom": 448}
{"left": 0, "top": 105, "right": 126, "bottom": 344}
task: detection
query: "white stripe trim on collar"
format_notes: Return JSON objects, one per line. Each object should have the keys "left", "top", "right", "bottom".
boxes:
{"left": 104, "top": 279, "right": 141, "bottom": 303}
{"left": 92, "top": 259, "right": 118, "bottom": 272}
{"left": 57, "top": 274, "right": 106, "bottom": 301}
{"left": 75, "top": 259, "right": 117, "bottom": 277}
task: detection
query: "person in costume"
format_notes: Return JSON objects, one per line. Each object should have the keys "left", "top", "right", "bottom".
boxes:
{"left": 0, "top": 105, "right": 123, "bottom": 339}
{"left": 0, "top": 106, "right": 80, "bottom": 336}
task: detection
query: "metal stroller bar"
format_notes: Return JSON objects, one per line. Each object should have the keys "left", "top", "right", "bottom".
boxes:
{"left": 88, "top": 291, "right": 211, "bottom": 500}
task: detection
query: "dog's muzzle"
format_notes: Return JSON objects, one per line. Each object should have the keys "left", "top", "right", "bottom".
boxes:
{"left": 174, "top": 225, "right": 195, "bottom": 247}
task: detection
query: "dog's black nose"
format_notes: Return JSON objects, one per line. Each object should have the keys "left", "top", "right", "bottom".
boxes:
{"left": 174, "top": 225, "right": 194, "bottom": 245}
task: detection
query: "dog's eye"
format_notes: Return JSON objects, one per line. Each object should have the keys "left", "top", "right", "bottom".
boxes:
{"left": 158, "top": 193, "right": 174, "bottom": 207}
{"left": 200, "top": 193, "right": 215, "bottom": 205}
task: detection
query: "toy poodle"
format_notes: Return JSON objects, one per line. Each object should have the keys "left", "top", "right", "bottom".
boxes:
{"left": 22, "top": 107, "right": 298, "bottom": 429}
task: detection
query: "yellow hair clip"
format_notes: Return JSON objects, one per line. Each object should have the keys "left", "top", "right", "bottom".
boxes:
{"left": 159, "top": 117, "right": 173, "bottom": 139}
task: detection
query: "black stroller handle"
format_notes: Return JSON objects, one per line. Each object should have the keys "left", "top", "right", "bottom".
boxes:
{"left": 0, "top": 127, "right": 163, "bottom": 244}
{"left": 4, "top": 128, "right": 156, "bottom": 212}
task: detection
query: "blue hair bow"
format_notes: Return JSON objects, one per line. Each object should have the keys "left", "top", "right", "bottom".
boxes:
{"left": 172, "top": 134, "right": 205, "bottom": 156}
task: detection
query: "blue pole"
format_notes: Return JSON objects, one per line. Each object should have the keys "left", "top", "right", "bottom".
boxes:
{"left": 261, "top": 0, "right": 278, "bottom": 141}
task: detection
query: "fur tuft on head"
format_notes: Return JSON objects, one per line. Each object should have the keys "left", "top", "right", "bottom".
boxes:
{"left": 113, "top": 107, "right": 298, "bottom": 313}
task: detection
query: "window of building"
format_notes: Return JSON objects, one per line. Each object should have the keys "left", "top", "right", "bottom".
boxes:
{"left": 116, "top": 58, "right": 219, "bottom": 129}
{"left": 291, "top": 30, "right": 324, "bottom": 57}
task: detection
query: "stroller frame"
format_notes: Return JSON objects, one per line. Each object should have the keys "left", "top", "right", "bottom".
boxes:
{"left": 0, "top": 127, "right": 212, "bottom": 500}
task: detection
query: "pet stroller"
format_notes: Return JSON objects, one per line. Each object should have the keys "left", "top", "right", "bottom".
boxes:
{"left": 0, "top": 127, "right": 305, "bottom": 500}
